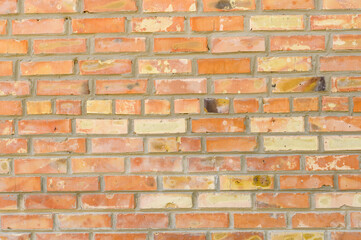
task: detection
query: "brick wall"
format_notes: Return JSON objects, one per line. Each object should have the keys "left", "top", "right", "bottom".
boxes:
{"left": 0, "top": 0, "right": 360, "bottom": 239}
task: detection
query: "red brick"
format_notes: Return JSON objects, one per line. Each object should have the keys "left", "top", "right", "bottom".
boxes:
{"left": 95, "top": 38, "right": 146, "bottom": 53}
{"left": 0, "top": 195, "right": 17, "bottom": 210}
{"left": 145, "top": 99, "right": 170, "bottom": 114}
{"left": 37, "top": 80, "right": 89, "bottom": 96}
{"left": 339, "top": 175, "right": 361, "bottom": 190}
{"left": 36, "top": 233, "right": 89, "bottom": 240}
{"left": 280, "top": 175, "right": 334, "bottom": 189}
{"left": 72, "top": 157, "right": 124, "bottom": 173}
{"left": 0, "top": 0, "right": 17, "bottom": 14}
{"left": 21, "top": 60, "right": 73, "bottom": 76}
{"left": 130, "top": 157, "right": 182, "bottom": 172}
{"left": 256, "top": 193, "right": 310, "bottom": 209}
{"left": 12, "top": 19, "right": 64, "bottom": 35}
{"left": 0, "top": 39, "right": 28, "bottom": 54}
{"left": 188, "top": 156, "right": 241, "bottom": 172}
{"left": 0, "top": 139, "right": 27, "bottom": 154}
{"left": 154, "top": 37, "right": 208, "bottom": 53}
{"left": 207, "top": 137, "right": 257, "bottom": 152}
{"left": 155, "top": 233, "right": 205, "bottom": 240}
{"left": 24, "top": 194, "right": 76, "bottom": 209}
{"left": 198, "top": 58, "right": 250, "bottom": 74}
{"left": 95, "top": 234, "right": 147, "bottom": 240}
{"left": 247, "top": 156, "right": 300, "bottom": 171}
{"left": 0, "top": 61, "right": 12, "bottom": 76}
{"left": 104, "top": 176, "right": 156, "bottom": 191}
{"left": 143, "top": 0, "right": 196, "bottom": 12}
{"left": 24, "top": 0, "right": 77, "bottom": 13}
{"left": 0, "top": 101, "right": 22, "bottom": 115}
{"left": 192, "top": 118, "right": 245, "bottom": 133}
{"left": 84, "top": 0, "right": 137, "bottom": 12}
{"left": 47, "top": 177, "right": 99, "bottom": 192}
{"left": 0, "top": 177, "right": 40, "bottom": 192}
{"left": 56, "top": 100, "right": 82, "bottom": 115}
{"left": 212, "top": 36, "right": 265, "bottom": 53}
{"left": 175, "top": 213, "right": 228, "bottom": 228}
{"left": 72, "top": 18, "right": 125, "bottom": 33}
{"left": 292, "top": 213, "right": 345, "bottom": 228}
{"left": 0, "top": 81, "right": 30, "bottom": 96}
{"left": 14, "top": 158, "right": 67, "bottom": 174}
{"left": 18, "top": 119, "right": 71, "bottom": 135}
{"left": 116, "top": 213, "right": 168, "bottom": 229}
{"left": 81, "top": 193, "right": 134, "bottom": 209}
{"left": 1, "top": 215, "right": 53, "bottom": 230}
{"left": 79, "top": 59, "right": 131, "bottom": 75}
{"left": 234, "top": 213, "right": 286, "bottom": 228}
{"left": 331, "top": 232, "right": 361, "bottom": 240}
{"left": 190, "top": 16, "right": 244, "bottom": 32}
{"left": 58, "top": 214, "right": 111, "bottom": 229}
{"left": 91, "top": 138, "right": 143, "bottom": 153}
{"left": 270, "top": 35, "right": 325, "bottom": 51}
{"left": 132, "top": 17, "right": 185, "bottom": 32}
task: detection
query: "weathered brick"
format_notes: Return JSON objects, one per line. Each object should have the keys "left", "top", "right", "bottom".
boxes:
{"left": 87, "top": 100, "right": 112, "bottom": 114}
{"left": 220, "top": 175, "right": 274, "bottom": 190}
{"left": 143, "top": 0, "right": 196, "bottom": 12}
{"left": 331, "top": 232, "right": 361, "bottom": 240}
{"left": 33, "top": 39, "right": 86, "bottom": 54}
{"left": 37, "top": 80, "right": 89, "bottom": 96}
{"left": 134, "top": 119, "right": 186, "bottom": 134}
{"left": 174, "top": 99, "right": 200, "bottom": 114}
{"left": 115, "top": 99, "right": 141, "bottom": 115}
{"left": 212, "top": 233, "right": 264, "bottom": 240}
{"left": 234, "top": 98, "right": 259, "bottom": 113}
{"left": 206, "top": 137, "right": 257, "bottom": 152}
{"left": 91, "top": 138, "right": 143, "bottom": 153}
{"left": 339, "top": 175, "right": 361, "bottom": 190}
{"left": 272, "top": 77, "right": 325, "bottom": 92}
{"left": 0, "top": 195, "right": 17, "bottom": 210}
{"left": 247, "top": 156, "right": 300, "bottom": 171}
{"left": 76, "top": 119, "right": 127, "bottom": 134}
{"left": 0, "top": 120, "right": 13, "bottom": 135}
{"left": 130, "top": 157, "right": 182, "bottom": 173}
{"left": 212, "top": 36, "right": 265, "bottom": 53}
{"left": 84, "top": 0, "right": 137, "bottom": 12}
{"left": 72, "top": 18, "right": 125, "bottom": 33}
{"left": 155, "top": 233, "right": 205, "bottom": 240}
{"left": 323, "top": 0, "right": 361, "bottom": 9}
{"left": 322, "top": 96, "right": 349, "bottom": 112}
{"left": 0, "top": 61, "right": 12, "bottom": 76}
{"left": 155, "top": 79, "right": 207, "bottom": 95}
{"left": 36, "top": 233, "right": 89, "bottom": 240}
{"left": 18, "top": 119, "right": 71, "bottom": 135}
{"left": 24, "top": 0, "right": 77, "bottom": 13}
{"left": 104, "top": 176, "right": 157, "bottom": 191}
{"left": 311, "top": 14, "right": 361, "bottom": 30}
{"left": 80, "top": 59, "right": 131, "bottom": 75}
{"left": 24, "top": 194, "right": 76, "bottom": 209}
{"left": 188, "top": 156, "right": 241, "bottom": 172}
{"left": 315, "top": 193, "right": 361, "bottom": 208}
{"left": 163, "top": 176, "right": 215, "bottom": 190}
{"left": 148, "top": 137, "right": 201, "bottom": 153}
{"left": 264, "top": 136, "right": 318, "bottom": 151}
{"left": 0, "top": 39, "right": 28, "bottom": 54}
{"left": 256, "top": 193, "right": 310, "bottom": 209}
{"left": 0, "top": 101, "right": 22, "bottom": 115}
{"left": 324, "top": 136, "right": 361, "bottom": 151}
{"left": 139, "top": 59, "right": 191, "bottom": 74}
{"left": 0, "top": 81, "right": 30, "bottom": 96}
{"left": 305, "top": 155, "right": 359, "bottom": 171}
{"left": 203, "top": 0, "right": 255, "bottom": 11}
{"left": 21, "top": 60, "right": 73, "bottom": 76}
{"left": 293, "top": 97, "right": 319, "bottom": 112}
{"left": 116, "top": 213, "right": 168, "bottom": 229}
{"left": 0, "top": 0, "right": 17, "bottom": 14}
{"left": 14, "top": 158, "right": 67, "bottom": 174}
{"left": 1, "top": 215, "right": 53, "bottom": 230}
{"left": 198, "top": 193, "right": 251, "bottom": 208}
{"left": 58, "top": 214, "right": 111, "bottom": 229}
{"left": 139, "top": 193, "right": 192, "bottom": 209}
{"left": 0, "top": 177, "right": 40, "bottom": 192}
{"left": 56, "top": 100, "right": 82, "bottom": 115}
{"left": 251, "top": 117, "right": 304, "bottom": 133}
{"left": 145, "top": 99, "right": 170, "bottom": 114}
{"left": 132, "top": 17, "right": 185, "bottom": 32}
{"left": 251, "top": 15, "right": 304, "bottom": 30}
{"left": 72, "top": 157, "right": 124, "bottom": 173}
{"left": 321, "top": 56, "right": 361, "bottom": 72}
{"left": 81, "top": 193, "right": 134, "bottom": 209}
{"left": 95, "top": 38, "right": 146, "bottom": 53}
{"left": 154, "top": 37, "right": 208, "bottom": 53}
{"left": 0, "top": 139, "right": 27, "bottom": 154}
{"left": 95, "top": 234, "right": 147, "bottom": 240}
{"left": 33, "top": 138, "right": 85, "bottom": 154}
{"left": 258, "top": 57, "right": 312, "bottom": 72}
{"left": 192, "top": 118, "right": 245, "bottom": 133}
{"left": 47, "top": 177, "right": 99, "bottom": 191}
{"left": 263, "top": 98, "right": 290, "bottom": 113}
{"left": 26, "top": 101, "right": 52, "bottom": 115}
{"left": 332, "top": 76, "right": 361, "bottom": 92}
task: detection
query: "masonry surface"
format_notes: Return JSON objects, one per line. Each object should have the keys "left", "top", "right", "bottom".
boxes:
{"left": 0, "top": 0, "right": 360, "bottom": 239}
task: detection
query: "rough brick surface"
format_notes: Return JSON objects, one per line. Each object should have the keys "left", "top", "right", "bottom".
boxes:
{"left": 0, "top": 0, "right": 360, "bottom": 238}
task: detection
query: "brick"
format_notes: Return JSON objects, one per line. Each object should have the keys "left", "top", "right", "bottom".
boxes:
{"left": 198, "top": 193, "right": 251, "bottom": 208}
{"left": 323, "top": 0, "right": 361, "bottom": 9}
{"left": 174, "top": 99, "right": 200, "bottom": 114}
{"left": 190, "top": 16, "right": 244, "bottom": 31}
{"left": 72, "top": 157, "right": 124, "bottom": 173}
{"left": 139, "top": 59, "right": 191, "bottom": 74}
{"left": 155, "top": 233, "right": 205, "bottom": 240}
{"left": 234, "top": 98, "right": 259, "bottom": 113}
{"left": 322, "top": 96, "right": 348, "bottom": 111}
{"left": 175, "top": 213, "right": 228, "bottom": 228}
{"left": 134, "top": 119, "right": 186, "bottom": 134}
{"left": 203, "top": 98, "right": 230, "bottom": 114}
{"left": 271, "top": 233, "right": 324, "bottom": 240}
{"left": 246, "top": 156, "right": 300, "bottom": 171}
{"left": 207, "top": 136, "right": 257, "bottom": 152}
{"left": 0, "top": 159, "right": 10, "bottom": 174}
{"left": 0, "top": 0, "right": 17, "bottom": 14}
{"left": 84, "top": 0, "right": 137, "bottom": 12}
{"left": 214, "top": 78, "right": 266, "bottom": 93}
{"left": 95, "top": 234, "right": 147, "bottom": 240}
{"left": 33, "top": 39, "right": 86, "bottom": 54}
{"left": 115, "top": 100, "right": 141, "bottom": 114}
{"left": 24, "top": 194, "right": 76, "bottom": 209}
{"left": 202, "top": 0, "right": 255, "bottom": 11}
{"left": 264, "top": 136, "right": 318, "bottom": 151}
{"left": 18, "top": 119, "right": 71, "bottom": 135}
{"left": 87, "top": 100, "right": 112, "bottom": 114}
{"left": 21, "top": 60, "right": 73, "bottom": 76}
{"left": 331, "top": 232, "right": 361, "bottom": 240}
{"left": 104, "top": 176, "right": 157, "bottom": 191}
{"left": 130, "top": 157, "right": 182, "bottom": 172}
{"left": 81, "top": 193, "right": 134, "bottom": 209}
{"left": 263, "top": 98, "right": 290, "bottom": 113}
{"left": 76, "top": 119, "right": 127, "bottom": 134}
{"left": 0, "top": 177, "right": 40, "bottom": 192}
{"left": 58, "top": 214, "right": 111, "bottom": 229}
{"left": 0, "top": 81, "right": 30, "bottom": 96}
{"left": 272, "top": 77, "right": 325, "bottom": 93}
{"left": 234, "top": 213, "right": 286, "bottom": 228}
{"left": 350, "top": 212, "right": 361, "bottom": 228}
{"left": 91, "top": 138, "right": 143, "bottom": 153}
{"left": 315, "top": 193, "right": 361, "bottom": 208}
{"left": 72, "top": 18, "right": 125, "bottom": 33}
{"left": 154, "top": 37, "right": 208, "bottom": 53}
{"left": 339, "top": 175, "right": 361, "bottom": 190}
{"left": 310, "top": 116, "right": 361, "bottom": 132}
{"left": 258, "top": 57, "right": 311, "bottom": 72}
{"left": 0, "top": 139, "right": 27, "bottom": 154}
{"left": 321, "top": 56, "right": 361, "bottom": 72}
{"left": 280, "top": 175, "right": 334, "bottom": 189}
{"left": 14, "top": 158, "right": 67, "bottom": 174}
{"left": 132, "top": 17, "right": 185, "bottom": 32}
{"left": 192, "top": 118, "right": 245, "bottom": 133}
{"left": 251, "top": 15, "right": 304, "bottom": 31}
{"left": 220, "top": 175, "right": 274, "bottom": 190}
{"left": 116, "top": 213, "right": 168, "bottom": 229}
{"left": 251, "top": 117, "right": 304, "bottom": 133}
{"left": 324, "top": 136, "right": 361, "bottom": 151}
{"left": 333, "top": 35, "right": 361, "bottom": 50}
{"left": 12, "top": 19, "right": 64, "bottom": 35}
{"left": 311, "top": 15, "right": 361, "bottom": 30}
{"left": 0, "top": 39, "right": 28, "bottom": 54}
{"left": 271, "top": 35, "right": 325, "bottom": 51}
{"left": 0, "top": 61, "right": 12, "bottom": 76}
{"left": 305, "top": 155, "right": 359, "bottom": 171}
{"left": 293, "top": 97, "right": 319, "bottom": 112}
{"left": 0, "top": 195, "right": 17, "bottom": 210}
{"left": 95, "top": 38, "right": 146, "bottom": 53}
{"left": 354, "top": 97, "right": 361, "bottom": 112}
{"left": 263, "top": 0, "right": 314, "bottom": 9}
{"left": 139, "top": 193, "right": 192, "bottom": 209}
{"left": 148, "top": 136, "right": 200, "bottom": 152}
{"left": 292, "top": 213, "right": 345, "bottom": 228}
{"left": 143, "top": 0, "right": 196, "bottom": 12}
{"left": 155, "top": 79, "right": 207, "bottom": 95}
{"left": 188, "top": 156, "right": 241, "bottom": 172}
{"left": 79, "top": 59, "right": 131, "bottom": 75}
{"left": 0, "top": 120, "right": 13, "bottom": 135}
{"left": 256, "top": 193, "right": 310, "bottom": 209}
{"left": 145, "top": 99, "right": 170, "bottom": 114}
{"left": 212, "top": 36, "right": 265, "bottom": 53}
{"left": 1, "top": 215, "right": 53, "bottom": 230}
{"left": 56, "top": 100, "right": 82, "bottom": 115}
{"left": 36, "top": 233, "right": 89, "bottom": 240}
{"left": 0, "top": 20, "right": 6, "bottom": 35}
{"left": 34, "top": 139, "right": 82, "bottom": 155}
{"left": 332, "top": 76, "right": 361, "bottom": 92}
{"left": 26, "top": 101, "right": 52, "bottom": 115}
{"left": 198, "top": 58, "right": 250, "bottom": 74}
{"left": 47, "top": 177, "right": 99, "bottom": 192}
{"left": 24, "top": 0, "right": 77, "bottom": 13}
{"left": 0, "top": 101, "right": 22, "bottom": 115}
{"left": 212, "top": 233, "right": 264, "bottom": 240}
{"left": 37, "top": 80, "right": 89, "bottom": 96}
{"left": 163, "top": 176, "right": 215, "bottom": 190}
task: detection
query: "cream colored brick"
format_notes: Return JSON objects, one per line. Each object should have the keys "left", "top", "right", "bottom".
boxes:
{"left": 251, "top": 15, "right": 304, "bottom": 31}
{"left": 76, "top": 119, "right": 128, "bottom": 134}
{"left": 250, "top": 117, "right": 304, "bottom": 132}
{"left": 134, "top": 119, "right": 186, "bottom": 134}
{"left": 86, "top": 100, "right": 112, "bottom": 114}
{"left": 139, "top": 193, "right": 192, "bottom": 209}
{"left": 324, "top": 136, "right": 361, "bottom": 151}
{"left": 315, "top": 193, "right": 361, "bottom": 208}
{"left": 264, "top": 136, "right": 318, "bottom": 151}
{"left": 198, "top": 193, "right": 252, "bottom": 208}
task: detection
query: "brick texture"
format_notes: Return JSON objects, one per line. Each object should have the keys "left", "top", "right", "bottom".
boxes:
{"left": 0, "top": 0, "right": 360, "bottom": 238}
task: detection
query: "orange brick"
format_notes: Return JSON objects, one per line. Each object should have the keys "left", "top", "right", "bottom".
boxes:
{"left": 21, "top": 60, "right": 73, "bottom": 76}
{"left": 95, "top": 38, "right": 146, "bottom": 53}
{"left": 0, "top": 120, "right": 13, "bottom": 135}
{"left": 14, "top": 158, "right": 67, "bottom": 174}
{"left": 116, "top": 213, "right": 168, "bottom": 229}
{"left": 174, "top": 99, "right": 200, "bottom": 114}
{"left": 0, "top": 101, "right": 22, "bottom": 115}
{"left": 0, "top": 195, "right": 17, "bottom": 210}
{"left": 234, "top": 213, "right": 286, "bottom": 228}
{"left": 37, "top": 80, "right": 89, "bottom": 96}
{"left": 0, "top": 81, "right": 30, "bottom": 96}
{"left": 72, "top": 157, "right": 124, "bottom": 173}
{"left": 115, "top": 99, "right": 141, "bottom": 115}
{"left": 234, "top": 98, "right": 259, "bottom": 113}
{"left": 104, "top": 176, "right": 156, "bottom": 191}
{"left": 91, "top": 138, "right": 143, "bottom": 153}
{"left": 263, "top": 98, "right": 290, "bottom": 113}
{"left": 354, "top": 97, "right": 361, "bottom": 112}
{"left": 175, "top": 213, "right": 229, "bottom": 228}
{"left": 339, "top": 175, "right": 361, "bottom": 190}
{"left": 323, "top": 0, "right": 361, "bottom": 9}
{"left": 79, "top": 59, "right": 131, "bottom": 75}
{"left": 212, "top": 36, "right": 265, "bottom": 53}
{"left": 1, "top": 215, "right": 53, "bottom": 230}
{"left": 58, "top": 214, "right": 111, "bottom": 229}
{"left": 206, "top": 136, "right": 257, "bottom": 152}
{"left": 56, "top": 100, "right": 82, "bottom": 115}
{"left": 139, "top": 59, "right": 192, "bottom": 74}
{"left": 214, "top": 78, "right": 266, "bottom": 93}
{"left": 331, "top": 232, "right": 361, "bottom": 240}
{"left": 12, "top": 19, "right": 64, "bottom": 35}
{"left": 72, "top": 18, "right": 125, "bottom": 33}
{"left": 143, "top": 0, "right": 196, "bottom": 12}
{"left": 311, "top": 15, "right": 361, "bottom": 30}
{"left": 192, "top": 118, "right": 245, "bottom": 133}
{"left": 163, "top": 176, "right": 215, "bottom": 190}
{"left": 96, "top": 79, "right": 147, "bottom": 95}
{"left": 190, "top": 16, "right": 244, "bottom": 32}
{"left": 81, "top": 193, "right": 134, "bottom": 209}
{"left": 0, "top": 61, "right": 12, "bottom": 76}
{"left": 322, "top": 96, "right": 349, "bottom": 111}
{"left": 0, "top": 39, "right": 28, "bottom": 54}
{"left": 270, "top": 35, "right": 325, "bottom": 51}
{"left": 36, "top": 233, "right": 89, "bottom": 240}
{"left": 130, "top": 156, "right": 183, "bottom": 172}
{"left": 198, "top": 58, "right": 250, "bottom": 74}
{"left": 154, "top": 37, "right": 208, "bottom": 53}
{"left": 333, "top": 35, "right": 361, "bottom": 50}
{"left": 292, "top": 213, "right": 345, "bottom": 228}
{"left": 187, "top": 156, "right": 241, "bottom": 172}
{"left": 33, "top": 138, "right": 86, "bottom": 154}
{"left": 332, "top": 76, "right": 361, "bottom": 92}
{"left": 84, "top": 0, "right": 137, "bottom": 12}
{"left": 24, "top": 0, "right": 77, "bottom": 13}
{"left": 155, "top": 79, "right": 206, "bottom": 95}
{"left": 18, "top": 119, "right": 71, "bottom": 135}
{"left": 33, "top": 38, "right": 86, "bottom": 54}
{"left": 47, "top": 177, "right": 99, "bottom": 192}
{"left": 132, "top": 17, "right": 185, "bottom": 32}
{"left": 310, "top": 116, "right": 361, "bottom": 132}
{"left": 306, "top": 155, "right": 359, "bottom": 171}
{"left": 0, "top": 177, "right": 40, "bottom": 192}
{"left": 95, "top": 234, "right": 147, "bottom": 240}
{"left": 293, "top": 97, "right": 319, "bottom": 112}
{"left": 24, "top": 194, "right": 76, "bottom": 209}
{"left": 280, "top": 175, "right": 334, "bottom": 189}
{"left": 145, "top": 99, "right": 170, "bottom": 114}
{"left": 321, "top": 56, "right": 361, "bottom": 72}
{"left": 155, "top": 233, "right": 205, "bottom": 240}
{"left": 26, "top": 101, "right": 52, "bottom": 115}
{"left": 0, "top": 20, "right": 6, "bottom": 35}
{"left": 202, "top": 0, "right": 255, "bottom": 11}
{"left": 0, "top": 0, "right": 17, "bottom": 14}
{"left": 246, "top": 156, "right": 300, "bottom": 171}
{"left": 256, "top": 193, "right": 310, "bottom": 208}
{"left": 263, "top": 0, "right": 314, "bottom": 9}
{"left": 0, "top": 138, "right": 27, "bottom": 154}
{"left": 350, "top": 212, "right": 361, "bottom": 228}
